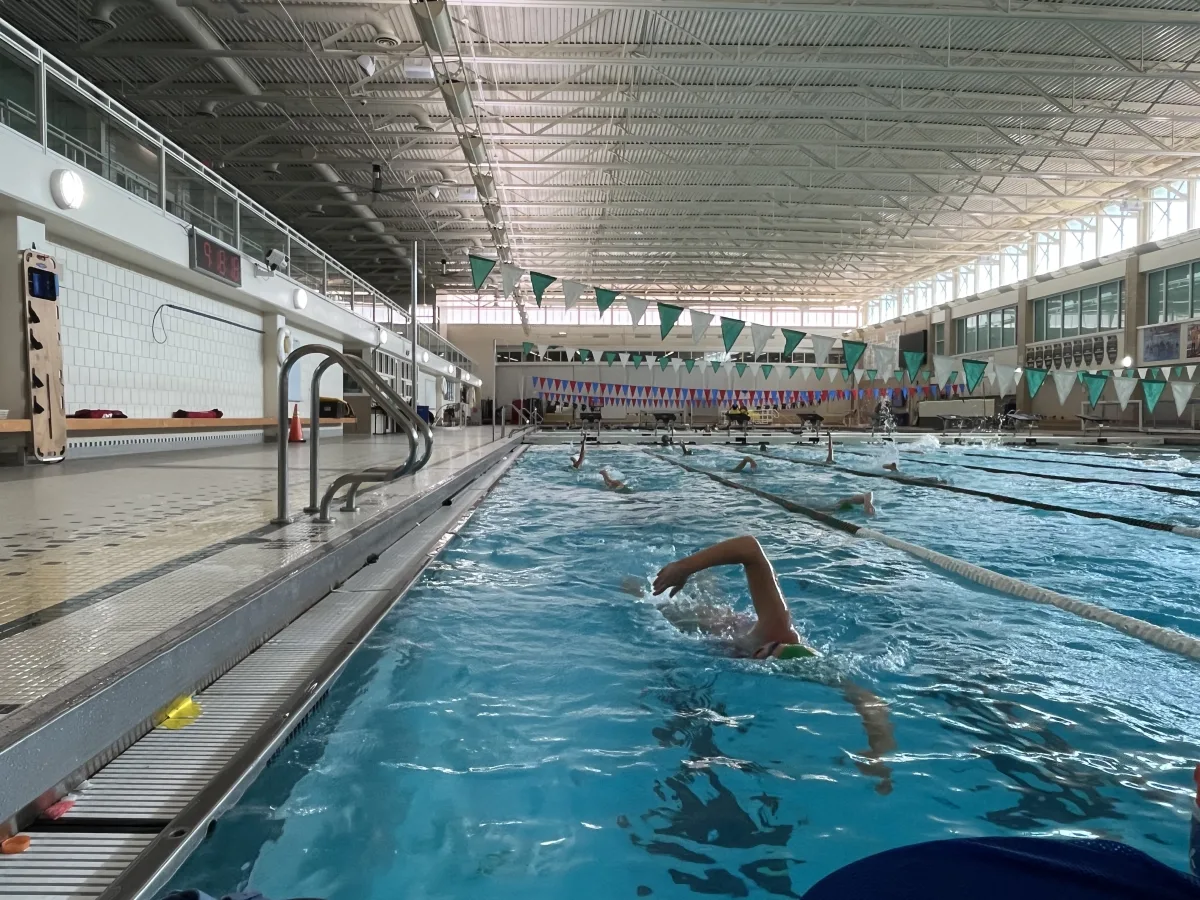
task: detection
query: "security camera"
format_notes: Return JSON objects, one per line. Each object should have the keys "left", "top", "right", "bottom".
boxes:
{"left": 356, "top": 54, "right": 376, "bottom": 78}
{"left": 266, "top": 248, "right": 289, "bottom": 272}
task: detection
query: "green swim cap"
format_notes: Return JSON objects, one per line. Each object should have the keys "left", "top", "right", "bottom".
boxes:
{"left": 777, "top": 644, "right": 817, "bottom": 660}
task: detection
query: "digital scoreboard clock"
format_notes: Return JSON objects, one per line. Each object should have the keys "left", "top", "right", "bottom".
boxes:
{"left": 190, "top": 230, "right": 243, "bottom": 287}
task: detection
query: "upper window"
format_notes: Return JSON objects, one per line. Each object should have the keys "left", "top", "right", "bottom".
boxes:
{"left": 1149, "top": 181, "right": 1189, "bottom": 241}
{"left": 1032, "top": 280, "right": 1125, "bottom": 339}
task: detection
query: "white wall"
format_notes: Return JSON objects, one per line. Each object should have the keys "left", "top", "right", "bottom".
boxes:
{"left": 45, "top": 239, "right": 264, "bottom": 418}
{"left": 289, "top": 324, "right": 343, "bottom": 412}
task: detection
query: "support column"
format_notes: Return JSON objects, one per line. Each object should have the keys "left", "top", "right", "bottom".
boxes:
{"left": 942, "top": 310, "right": 956, "bottom": 357}
{"left": 263, "top": 312, "right": 286, "bottom": 427}
{"left": 0, "top": 215, "right": 48, "bottom": 419}
{"left": 1016, "top": 285, "right": 1032, "bottom": 413}
{"left": 1123, "top": 256, "right": 1143, "bottom": 366}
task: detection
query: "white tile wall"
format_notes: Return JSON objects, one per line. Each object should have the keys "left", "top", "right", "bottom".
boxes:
{"left": 289, "top": 325, "right": 344, "bottom": 410}
{"left": 44, "top": 241, "right": 266, "bottom": 418}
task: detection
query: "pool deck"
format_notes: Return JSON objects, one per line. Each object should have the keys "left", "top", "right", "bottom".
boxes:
{"left": 0, "top": 428, "right": 512, "bottom": 739}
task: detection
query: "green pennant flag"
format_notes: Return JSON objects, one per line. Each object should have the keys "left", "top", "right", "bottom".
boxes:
{"left": 893, "top": 369, "right": 904, "bottom": 381}
{"left": 814, "top": 367, "right": 826, "bottom": 381}
{"left": 1142, "top": 379, "right": 1166, "bottom": 414}
{"left": 781, "top": 329, "right": 806, "bottom": 359}
{"left": 1173, "top": 365, "right": 1184, "bottom": 378}
{"left": 787, "top": 366, "right": 800, "bottom": 378}
{"left": 1150, "top": 367, "right": 1163, "bottom": 380}
{"left": 1081, "top": 372, "right": 1108, "bottom": 408}
{"left": 658, "top": 355, "right": 671, "bottom": 371}
{"left": 578, "top": 349, "right": 592, "bottom": 363}
{"left": 595, "top": 288, "right": 619, "bottom": 315}
{"left": 902, "top": 350, "right": 925, "bottom": 382}
{"left": 468, "top": 254, "right": 497, "bottom": 291}
{"left": 761, "top": 364, "right": 774, "bottom": 378}
{"left": 865, "top": 369, "right": 877, "bottom": 382}
{"left": 632, "top": 355, "right": 645, "bottom": 369}
{"left": 1025, "top": 366, "right": 1048, "bottom": 399}
{"left": 735, "top": 363, "right": 748, "bottom": 377}
{"left": 602, "top": 350, "right": 617, "bottom": 366}
{"left": 842, "top": 339, "right": 867, "bottom": 373}
{"left": 720, "top": 317, "right": 745, "bottom": 352}
{"left": 840, "top": 369, "right": 852, "bottom": 383}
{"left": 521, "top": 341, "right": 534, "bottom": 359}
{"left": 528, "top": 271, "right": 556, "bottom": 306}
{"left": 684, "top": 359, "right": 697, "bottom": 373}
{"left": 961, "top": 358, "right": 988, "bottom": 393}
{"left": 711, "top": 360, "right": 723, "bottom": 373}
{"left": 658, "top": 303, "right": 684, "bottom": 339}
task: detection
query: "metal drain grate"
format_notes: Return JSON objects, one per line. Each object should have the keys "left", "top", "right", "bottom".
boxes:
{"left": 0, "top": 831, "right": 154, "bottom": 900}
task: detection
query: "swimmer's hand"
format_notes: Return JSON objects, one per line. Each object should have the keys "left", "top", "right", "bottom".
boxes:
{"left": 653, "top": 559, "right": 692, "bottom": 598}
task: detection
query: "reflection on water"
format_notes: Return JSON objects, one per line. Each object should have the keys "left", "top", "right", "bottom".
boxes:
{"left": 622, "top": 666, "right": 802, "bottom": 898}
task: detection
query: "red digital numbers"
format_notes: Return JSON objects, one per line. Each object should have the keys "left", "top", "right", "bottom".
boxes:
{"left": 195, "top": 236, "right": 242, "bottom": 286}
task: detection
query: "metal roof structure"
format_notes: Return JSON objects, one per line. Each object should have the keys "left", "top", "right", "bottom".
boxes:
{"left": 14, "top": 0, "right": 1200, "bottom": 305}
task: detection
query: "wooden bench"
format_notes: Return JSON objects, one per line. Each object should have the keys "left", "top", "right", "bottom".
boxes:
{"left": 0, "top": 417, "right": 355, "bottom": 434}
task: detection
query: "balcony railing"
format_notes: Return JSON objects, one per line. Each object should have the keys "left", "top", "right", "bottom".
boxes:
{"left": 0, "top": 19, "right": 474, "bottom": 376}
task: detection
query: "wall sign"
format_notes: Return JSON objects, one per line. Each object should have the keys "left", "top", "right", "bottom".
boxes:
{"left": 190, "top": 230, "right": 243, "bottom": 287}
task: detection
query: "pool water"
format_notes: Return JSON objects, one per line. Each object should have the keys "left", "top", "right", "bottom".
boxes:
{"left": 168, "top": 443, "right": 1200, "bottom": 900}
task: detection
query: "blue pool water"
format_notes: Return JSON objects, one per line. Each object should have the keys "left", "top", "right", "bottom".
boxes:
{"left": 169, "top": 443, "right": 1200, "bottom": 900}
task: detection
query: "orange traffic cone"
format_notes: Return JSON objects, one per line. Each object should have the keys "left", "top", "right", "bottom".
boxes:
{"left": 288, "top": 404, "right": 305, "bottom": 443}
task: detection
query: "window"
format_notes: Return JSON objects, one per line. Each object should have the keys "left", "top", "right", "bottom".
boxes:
{"left": 1145, "top": 262, "right": 1200, "bottom": 324}
{"left": 1035, "top": 230, "right": 1061, "bottom": 275}
{"left": 934, "top": 271, "right": 953, "bottom": 305}
{"left": 956, "top": 265, "right": 976, "bottom": 299}
{"left": 866, "top": 300, "right": 881, "bottom": 325}
{"left": 1149, "top": 181, "right": 1188, "bottom": 240}
{"left": 1000, "top": 244, "right": 1028, "bottom": 285}
{"left": 1032, "top": 280, "right": 1125, "bottom": 338}
{"left": 1099, "top": 203, "right": 1137, "bottom": 256}
{"left": 1167, "top": 265, "right": 1191, "bottom": 321}
{"left": 1062, "top": 217, "right": 1097, "bottom": 266}
{"left": 977, "top": 255, "right": 1000, "bottom": 292}
{"left": 1061, "top": 291, "right": 1080, "bottom": 336}
{"left": 952, "top": 304, "right": 1018, "bottom": 353}
{"left": 881, "top": 294, "right": 898, "bottom": 319}
{"left": 933, "top": 322, "right": 945, "bottom": 356}
{"left": 915, "top": 280, "right": 932, "bottom": 310}
{"left": 900, "top": 286, "right": 915, "bottom": 314}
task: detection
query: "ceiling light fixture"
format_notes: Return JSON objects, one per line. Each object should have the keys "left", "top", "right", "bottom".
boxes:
{"left": 49, "top": 169, "right": 84, "bottom": 210}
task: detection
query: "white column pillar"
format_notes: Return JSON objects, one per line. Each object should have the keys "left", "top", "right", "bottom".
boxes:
{"left": 0, "top": 215, "right": 48, "bottom": 417}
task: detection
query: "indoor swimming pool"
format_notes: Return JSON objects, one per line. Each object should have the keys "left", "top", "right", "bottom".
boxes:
{"left": 166, "top": 442, "right": 1200, "bottom": 900}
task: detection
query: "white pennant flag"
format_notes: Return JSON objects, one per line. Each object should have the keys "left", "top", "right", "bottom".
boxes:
{"left": 1014, "top": 367, "right": 1023, "bottom": 386}
{"left": 670, "top": 357, "right": 684, "bottom": 371}
{"left": 537, "top": 343, "right": 550, "bottom": 359}
{"left": 933, "top": 354, "right": 956, "bottom": 387}
{"left": 1188, "top": 365, "right": 1197, "bottom": 379}
{"left": 994, "top": 363, "right": 1016, "bottom": 395}
{"left": 563, "top": 347, "right": 577, "bottom": 363}
{"left": 618, "top": 352, "right": 630, "bottom": 366}
{"left": 872, "top": 344, "right": 896, "bottom": 373}
{"left": 1138, "top": 368, "right": 1149, "bottom": 380}
{"left": 501, "top": 263, "right": 525, "bottom": 299}
{"left": 750, "top": 323, "right": 775, "bottom": 358}
{"left": 562, "top": 280, "right": 585, "bottom": 310}
{"left": 810, "top": 334, "right": 834, "bottom": 365}
{"left": 1112, "top": 375, "right": 1139, "bottom": 410}
{"left": 1172, "top": 380, "right": 1196, "bottom": 416}
{"left": 986, "top": 359, "right": 998, "bottom": 385}
{"left": 691, "top": 311, "right": 714, "bottom": 344}
{"left": 625, "top": 297, "right": 649, "bottom": 327}
{"left": 1053, "top": 369, "right": 1077, "bottom": 406}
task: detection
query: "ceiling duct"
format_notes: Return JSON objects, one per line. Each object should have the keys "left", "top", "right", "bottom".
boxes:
{"left": 409, "top": 0, "right": 454, "bottom": 53}
{"left": 462, "top": 133, "right": 487, "bottom": 166}
{"left": 87, "top": 0, "right": 143, "bottom": 30}
{"left": 198, "top": 99, "right": 219, "bottom": 118}
{"left": 483, "top": 205, "right": 502, "bottom": 227}
{"left": 472, "top": 172, "right": 496, "bottom": 205}
{"left": 179, "top": 0, "right": 401, "bottom": 47}
{"left": 438, "top": 77, "right": 474, "bottom": 121}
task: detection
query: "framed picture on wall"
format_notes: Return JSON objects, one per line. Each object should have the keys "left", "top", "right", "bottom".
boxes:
{"left": 1142, "top": 323, "right": 1182, "bottom": 363}
{"left": 1188, "top": 323, "right": 1200, "bottom": 360}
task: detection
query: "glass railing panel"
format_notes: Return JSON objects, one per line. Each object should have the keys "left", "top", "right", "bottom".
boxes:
{"left": 0, "top": 40, "right": 38, "bottom": 142}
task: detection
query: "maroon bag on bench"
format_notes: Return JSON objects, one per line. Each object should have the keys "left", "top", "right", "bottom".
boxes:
{"left": 171, "top": 410, "right": 224, "bottom": 418}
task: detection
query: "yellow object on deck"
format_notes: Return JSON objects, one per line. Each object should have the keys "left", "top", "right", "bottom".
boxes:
{"left": 160, "top": 695, "right": 203, "bottom": 730}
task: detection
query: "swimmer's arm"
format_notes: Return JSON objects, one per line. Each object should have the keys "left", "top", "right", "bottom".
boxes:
{"left": 571, "top": 436, "right": 586, "bottom": 468}
{"left": 731, "top": 456, "right": 757, "bottom": 472}
{"left": 653, "top": 536, "right": 790, "bottom": 636}
{"left": 839, "top": 680, "right": 897, "bottom": 795}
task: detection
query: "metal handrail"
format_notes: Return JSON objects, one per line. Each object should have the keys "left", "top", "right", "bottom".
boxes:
{"left": 322, "top": 354, "right": 434, "bottom": 521}
{"left": 274, "top": 345, "right": 426, "bottom": 525}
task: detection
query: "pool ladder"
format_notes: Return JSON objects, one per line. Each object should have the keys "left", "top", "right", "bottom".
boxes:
{"left": 273, "top": 346, "right": 433, "bottom": 525}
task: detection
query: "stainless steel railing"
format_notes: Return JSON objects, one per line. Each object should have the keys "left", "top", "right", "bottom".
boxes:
{"left": 274, "top": 345, "right": 432, "bottom": 525}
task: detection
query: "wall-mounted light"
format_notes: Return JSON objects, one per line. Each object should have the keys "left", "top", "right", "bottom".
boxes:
{"left": 422, "top": 351, "right": 430, "bottom": 363}
{"left": 377, "top": 327, "right": 388, "bottom": 345}
{"left": 1121, "top": 355, "right": 1133, "bottom": 368}
{"left": 50, "top": 169, "right": 84, "bottom": 210}
{"left": 446, "top": 362, "right": 455, "bottom": 374}
{"left": 293, "top": 288, "right": 309, "bottom": 310}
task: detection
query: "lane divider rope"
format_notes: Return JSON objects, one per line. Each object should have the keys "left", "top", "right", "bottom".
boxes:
{"left": 835, "top": 448, "right": 1200, "bottom": 499}
{"left": 750, "top": 448, "right": 1200, "bottom": 540}
{"left": 961, "top": 449, "right": 1200, "bottom": 480}
{"left": 649, "top": 451, "right": 1200, "bottom": 663}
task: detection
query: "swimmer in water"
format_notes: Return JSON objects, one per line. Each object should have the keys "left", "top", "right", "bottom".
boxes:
{"left": 599, "top": 468, "right": 631, "bottom": 492}
{"left": 828, "top": 491, "right": 875, "bottom": 516}
{"left": 730, "top": 456, "right": 757, "bottom": 473}
{"left": 636, "top": 536, "right": 897, "bottom": 793}
{"left": 825, "top": 431, "right": 835, "bottom": 464}
{"left": 681, "top": 443, "right": 694, "bottom": 456}
{"left": 882, "top": 462, "right": 946, "bottom": 485}
{"left": 570, "top": 435, "right": 586, "bottom": 470}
